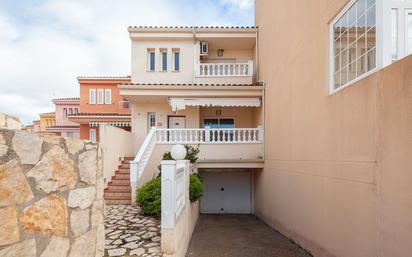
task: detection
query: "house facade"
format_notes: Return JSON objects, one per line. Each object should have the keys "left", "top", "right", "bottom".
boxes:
{"left": 68, "top": 76, "right": 132, "bottom": 142}
{"left": 119, "top": 26, "right": 264, "bottom": 212}
{"left": 38, "top": 112, "right": 55, "bottom": 133}
{"left": 45, "top": 97, "right": 80, "bottom": 138}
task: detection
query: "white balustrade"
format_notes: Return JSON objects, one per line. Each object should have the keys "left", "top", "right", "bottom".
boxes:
{"left": 156, "top": 127, "right": 263, "bottom": 144}
{"left": 197, "top": 60, "right": 253, "bottom": 77}
{"left": 130, "top": 127, "right": 157, "bottom": 185}
{"left": 131, "top": 126, "right": 263, "bottom": 193}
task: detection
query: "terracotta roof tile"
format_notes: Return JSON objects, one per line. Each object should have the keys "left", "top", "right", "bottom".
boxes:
{"left": 119, "top": 82, "right": 261, "bottom": 87}
{"left": 77, "top": 76, "right": 131, "bottom": 80}
{"left": 68, "top": 113, "right": 131, "bottom": 117}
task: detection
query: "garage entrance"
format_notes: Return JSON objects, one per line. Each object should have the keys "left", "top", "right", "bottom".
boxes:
{"left": 199, "top": 169, "right": 252, "bottom": 214}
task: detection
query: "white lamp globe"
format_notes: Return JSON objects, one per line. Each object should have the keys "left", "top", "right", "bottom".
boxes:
{"left": 171, "top": 144, "right": 186, "bottom": 160}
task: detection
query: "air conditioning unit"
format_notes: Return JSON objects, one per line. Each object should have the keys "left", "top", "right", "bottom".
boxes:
{"left": 200, "top": 41, "right": 208, "bottom": 55}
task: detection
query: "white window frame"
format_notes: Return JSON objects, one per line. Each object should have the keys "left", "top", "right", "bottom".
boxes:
{"left": 148, "top": 112, "right": 156, "bottom": 132}
{"left": 161, "top": 50, "right": 168, "bottom": 71}
{"left": 105, "top": 89, "right": 112, "bottom": 104}
{"left": 89, "top": 128, "right": 97, "bottom": 142}
{"left": 148, "top": 50, "right": 156, "bottom": 71}
{"left": 329, "top": 0, "right": 381, "bottom": 95}
{"left": 89, "top": 89, "right": 96, "bottom": 104}
{"left": 173, "top": 50, "right": 180, "bottom": 71}
{"left": 97, "top": 89, "right": 104, "bottom": 105}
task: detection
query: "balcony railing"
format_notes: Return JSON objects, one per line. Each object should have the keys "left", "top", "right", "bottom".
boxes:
{"left": 196, "top": 60, "right": 253, "bottom": 77}
{"left": 155, "top": 127, "right": 263, "bottom": 144}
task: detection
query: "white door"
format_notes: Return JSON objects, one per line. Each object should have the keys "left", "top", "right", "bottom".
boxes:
{"left": 168, "top": 116, "right": 186, "bottom": 128}
{"left": 200, "top": 171, "right": 251, "bottom": 214}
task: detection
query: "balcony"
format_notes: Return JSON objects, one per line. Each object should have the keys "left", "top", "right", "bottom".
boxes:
{"left": 195, "top": 60, "right": 254, "bottom": 85}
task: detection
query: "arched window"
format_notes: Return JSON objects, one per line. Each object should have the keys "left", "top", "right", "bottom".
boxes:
{"left": 69, "top": 108, "right": 73, "bottom": 115}
{"left": 75, "top": 108, "right": 79, "bottom": 114}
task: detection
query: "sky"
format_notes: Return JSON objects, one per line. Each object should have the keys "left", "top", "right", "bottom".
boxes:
{"left": 0, "top": 0, "right": 254, "bottom": 124}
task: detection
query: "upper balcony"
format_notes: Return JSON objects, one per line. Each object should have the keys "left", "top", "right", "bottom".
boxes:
{"left": 128, "top": 26, "right": 257, "bottom": 85}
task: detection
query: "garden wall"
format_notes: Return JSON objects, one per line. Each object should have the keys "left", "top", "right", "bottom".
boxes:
{"left": 0, "top": 113, "right": 105, "bottom": 257}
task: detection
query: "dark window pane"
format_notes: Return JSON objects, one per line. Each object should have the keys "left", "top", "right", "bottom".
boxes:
{"left": 150, "top": 52, "right": 155, "bottom": 71}
{"left": 162, "top": 52, "right": 167, "bottom": 71}
{"left": 174, "top": 52, "right": 180, "bottom": 71}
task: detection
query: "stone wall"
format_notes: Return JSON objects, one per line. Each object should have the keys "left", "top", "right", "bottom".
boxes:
{"left": 0, "top": 126, "right": 105, "bottom": 257}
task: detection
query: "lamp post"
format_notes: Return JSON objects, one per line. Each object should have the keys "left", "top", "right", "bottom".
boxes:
{"left": 170, "top": 144, "right": 186, "bottom": 160}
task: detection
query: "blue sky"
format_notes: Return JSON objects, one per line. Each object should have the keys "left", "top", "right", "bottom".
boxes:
{"left": 0, "top": 0, "right": 254, "bottom": 124}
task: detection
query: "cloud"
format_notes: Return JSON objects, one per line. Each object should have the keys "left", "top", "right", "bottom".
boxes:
{"left": 0, "top": 0, "right": 254, "bottom": 124}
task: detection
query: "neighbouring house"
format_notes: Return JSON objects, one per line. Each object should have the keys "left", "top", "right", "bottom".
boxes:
{"left": 68, "top": 76, "right": 132, "bottom": 142}
{"left": 38, "top": 112, "right": 55, "bottom": 133}
{"left": 44, "top": 97, "right": 80, "bottom": 138}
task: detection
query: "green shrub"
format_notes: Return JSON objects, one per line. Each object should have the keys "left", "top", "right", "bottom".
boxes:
{"left": 185, "top": 145, "right": 200, "bottom": 164}
{"left": 136, "top": 177, "right": 161, "bottom": 216}
{"left": 189, "top": 174, "right": 203, "bottom": 202}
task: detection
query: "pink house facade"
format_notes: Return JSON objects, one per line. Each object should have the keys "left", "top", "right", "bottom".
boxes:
{"left": 45, "top": 97, "right": 80, "bottom": 138}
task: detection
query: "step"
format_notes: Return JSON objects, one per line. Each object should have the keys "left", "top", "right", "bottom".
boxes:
{"left": 124, "top": 157, "right": 134, "bottom": 160}
{"left": 109, "top": 179, "right": 130, "bottom": 186}
{"left": 104, "top": 192, "right": 131, "bottom": 198}
{"left": 105, "top": 185, "right": 131, "bottom": 191}
{"left": 105, "top": 199, "right": 131, "bottom": 205}
{"left": 112, "top": 174, "right": 130, "bottom": 180}
{"left": 117, "top": 168, "right": 130, "bottom": 174}
{"left": 120, "top": 163, "right": 130, "bottom": 168}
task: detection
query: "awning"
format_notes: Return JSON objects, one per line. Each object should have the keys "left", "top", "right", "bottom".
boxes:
{"left": 169, "top": 98, "right": 261, "bottom": 111}
{"left": 89, "top": 121, "right": 131, "bottom": 127}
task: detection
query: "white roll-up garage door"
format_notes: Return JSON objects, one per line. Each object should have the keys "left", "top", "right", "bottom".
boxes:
{"left": 200, "top": 170, "right": 251, "bottom": 214}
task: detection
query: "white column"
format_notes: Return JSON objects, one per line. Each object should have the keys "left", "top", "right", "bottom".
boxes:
{"left": 161, "top": 160, "right": 177, "bottom": 229}
{"left": 130, "top": 160, "right": 138, "bottom": 205}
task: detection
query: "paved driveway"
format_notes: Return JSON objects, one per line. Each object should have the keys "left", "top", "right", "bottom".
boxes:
{"left": 186, "top": 215, "right": 312, "bottom": 257}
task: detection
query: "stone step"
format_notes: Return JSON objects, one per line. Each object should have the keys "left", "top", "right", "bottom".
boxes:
{"left": 109, "top": 179, "right": 130, "bottom": 186}
{"left": 124, "top": 157, "right": 134, "bottom": 160}
{"left": 104, "top": 192, "right": 131, "bottom": 198}
{"left": 112, "top": 173, "right": 130, "bottom": 180}
{"left": 117, "top": 168, "right": 130, "bottom": 174}
{"left": 119, "top": 163, "right": 130, "bottom": 168}
{"left": 105, "top": 199, "right": 131, "bottom": 205}
{"left": 105, "top": 185, "right": 131, "bottom": 192}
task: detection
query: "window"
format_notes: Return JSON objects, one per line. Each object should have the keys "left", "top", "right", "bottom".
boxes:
{"left": 75, "top": 108, "right": 79, "bottom": 114}
{"left": 66, "top": 132, "right": 74, "bottom": 138}
{"left": 97, "top": 89, "right": 103, "bottom": 104}
{"left": 330, "top": 0, "right": 376, "bottom": 92}
{"left": 105, "top": 89, "right": 112, "bottom": 104}
{"left": 161, "top": 50, "right": 168, "bottom": 71}
{"left": 148, "top": 112, "right": 156, "bottom": 131}
{"left": 89, "top": 129, "right": 97, "bottom": 142}
{"left": 173, "top": 50, "right": 180, "bottom": 71}
{"left": 89, "top": 89, "right": 96, "bottom": 104}
{"left": 69, "top": 108, "right": 73, "bottom": 115}
{"left": 148, "top": 51, "right": 155, "bottom": 71}
{"left": 63, "top": 108, "right": 67, "bottom": 119}
{"left": 392, "top": 9, "right": 398, "bottom": 62}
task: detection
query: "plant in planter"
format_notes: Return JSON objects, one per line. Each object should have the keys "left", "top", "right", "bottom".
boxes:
{"left": 189, "top": 173, "right": 203, "bottom": 202}
{"left": 136, "top": 177, "right": 161, "bottom": 216}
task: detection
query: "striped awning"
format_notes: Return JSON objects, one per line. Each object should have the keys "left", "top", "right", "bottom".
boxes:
{"left": 89, "top": 121, "right": 131, "bottom": 127}
{"left": 169, "top": 98, "right": 261, "bottom": 111}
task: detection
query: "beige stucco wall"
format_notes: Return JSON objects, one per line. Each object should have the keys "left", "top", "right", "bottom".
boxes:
{"left": 256, "top": 1, "right": 412, "bottom": 257}
{"left": 131, "top": 103, "right": 200, "bottom": 147}
{"left": 99, "top": 125, "right": 136, "bottom": 187}
{"left": 131, "top": 40, "right": 195, "bottom": 84}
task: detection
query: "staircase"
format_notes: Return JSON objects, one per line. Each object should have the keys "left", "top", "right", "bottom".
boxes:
{"left": 104, "top": 157, "right": 133, "bottom": 205}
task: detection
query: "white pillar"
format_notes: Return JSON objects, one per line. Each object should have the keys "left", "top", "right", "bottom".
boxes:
{"left": 130, "top": 160, "right": 138, "bottom": 205}
{"left": 161, "top": 160, "right": 177, "bottom": 229}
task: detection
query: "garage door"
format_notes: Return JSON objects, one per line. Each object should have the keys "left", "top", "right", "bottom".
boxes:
{"left": 200, "top": 171, "right": 251, "bottom": 214}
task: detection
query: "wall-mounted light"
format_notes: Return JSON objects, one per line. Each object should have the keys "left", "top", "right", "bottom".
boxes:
{"left": 218, "top": 49, "right": 224, "bottom": 57}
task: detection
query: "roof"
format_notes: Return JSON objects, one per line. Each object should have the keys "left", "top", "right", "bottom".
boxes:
{"left": 128, "top": 26, "right": 258, "bottom": 33}
{"left": 119, "top": 83, "right": 261, "bottom": 87}
{"left": 46, "top": 125, "right": 80, "bottom": 129}
{"left": 52, "top": 97, "right": 80, "bottom": 103}
{"left": 68, "top": 113, "right": 131, "bottom": 117}
{"left": 39, "top": 112, "right": 55, "bottom": 117}
{"left": 77, "top": 76, "right": 131, "bottom": 81}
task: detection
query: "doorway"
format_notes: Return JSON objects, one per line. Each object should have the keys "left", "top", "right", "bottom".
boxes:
{"left": 168, "top": 116, "right": 186, "bottom": 129}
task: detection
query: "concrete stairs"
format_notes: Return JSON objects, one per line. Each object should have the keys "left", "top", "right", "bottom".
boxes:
{"left": 104, "top": 157, "right": 133, "bottom": 205}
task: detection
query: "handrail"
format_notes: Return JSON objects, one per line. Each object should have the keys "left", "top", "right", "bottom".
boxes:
{"left": 130, "top": 127, "right": 157, "bottom": 184}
